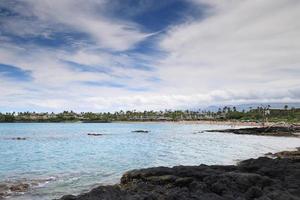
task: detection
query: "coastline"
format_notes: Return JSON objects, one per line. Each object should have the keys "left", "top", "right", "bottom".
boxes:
{"left": 206, "top": 125, "right": 300, "bottom": 137}
{"left": 0, "top": 120, "right": 300, "bottom": 128}
{"left": 1, "top": 124, "right": 299, "bottom": 200}
{"left": 1, "top": 146, "right": 299, "bottom": 199}
{"left": 59, "top": 147, "right": 300, "bottom": 200}
{"left": 168, "top": 120, "right": 262, "bottom": 126}
{"left": 0, "top": 120, "right": 263, "bottom": 127}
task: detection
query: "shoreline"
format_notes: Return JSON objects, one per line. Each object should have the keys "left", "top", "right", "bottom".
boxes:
{"left": 59, "top": 147, "right": 300, "bottom": 200}
{"left": 168, "top": 120, "right": 262, "bottom": 126}
{"left": 2, "top": 119, "right": 296, "bottom": 129}
{"left": 1, "top": 146, "right": 299, "bottom": 199}
{"left": 207, "top": 125, "right": 300, "bottom": 137}
{"left": 0, "top": 120, "right": 263, "bottom": 126}
{"left": 1, "top": 124, "right": 299, "bottom": 199}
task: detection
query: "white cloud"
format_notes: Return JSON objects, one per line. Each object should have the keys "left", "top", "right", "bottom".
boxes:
{"left": 158, "top": 0, "right": 300, "bottom": 95}
{"left": 1, "top": 0, "right": 150, "bottom": 51}
{"left": 2, "top": 88, "right": 298, "bottom": 112}
{"left": 0, "top": 0, "right": 300, "bottom": 111}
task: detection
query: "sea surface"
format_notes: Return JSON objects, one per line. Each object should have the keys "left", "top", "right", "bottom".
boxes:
{"left": 0, "top": 122, "right": 299, "bottom": 200}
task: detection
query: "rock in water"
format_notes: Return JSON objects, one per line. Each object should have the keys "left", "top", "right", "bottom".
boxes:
{"left": 266, "top": 147, "right": 300, "bottom": 159}
{"left": 87, "top": 133, "right": 103, "bottom": 136}
{"left": 0, "top": 184, "right": 9, "bottom": 198}
{"left": 9, "top": 183, "right": 30, "bottom": 192}
{"left": 11, "top": 137, "right": 27, "bottom": 140}
{"left": 0, "top": 182, "right": 30, "bottom": 198}
{"left": 58, "top": 156, "right": 300, "bottom": 200}
{"left": 207, "top": 126, "right": 300, "bottom": 137}
{"left": 131, "top": 130, "right": 149, "bottom": 133}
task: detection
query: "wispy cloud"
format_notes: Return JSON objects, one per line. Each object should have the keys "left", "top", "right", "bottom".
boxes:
{"left": 81, "top": 80, "right": 126, "bottom": 88}
{"left": 158, "top": 0, "right": 300, "bottom": 95}
{"left": 0, "top": 0, "right": 151, "bottom": 51}
{"left": 0, "top": 63, "right": 32, "bottom": 81}
{"left": 0, "top": 0, "right": 299, "bottom": 111}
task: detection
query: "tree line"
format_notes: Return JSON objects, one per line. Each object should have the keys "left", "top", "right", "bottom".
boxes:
{"left": 0, "top": 105, "right": 299, "bottom": 123}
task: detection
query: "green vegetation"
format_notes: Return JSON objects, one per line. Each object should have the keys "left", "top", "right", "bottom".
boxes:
{"left": 0, "top": 105, "right": 299, "bottom": 123}
{"left": 216, "top": 106, "right": 300, "bottom": 123}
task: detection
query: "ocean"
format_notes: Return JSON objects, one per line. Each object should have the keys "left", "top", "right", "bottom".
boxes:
{"left": 0, "top": 122, "right": 299, "bottom": 199}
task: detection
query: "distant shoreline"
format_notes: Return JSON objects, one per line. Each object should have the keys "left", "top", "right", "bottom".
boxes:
{"left": 0, "top": 120, "right": 262, "bottom": 126}
{"left": 2, "top": 107, "right": 299, "bottom": 124}
{"left": 111, "top": 120, "right": 264, "bottom": 127}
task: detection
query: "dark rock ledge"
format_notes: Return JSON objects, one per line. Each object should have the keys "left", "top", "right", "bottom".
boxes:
{"left": 206, "top": 126, "right": 300, "bottom": 137}
{"left": 59, "top": 149, "right": 300, "bottom": 200}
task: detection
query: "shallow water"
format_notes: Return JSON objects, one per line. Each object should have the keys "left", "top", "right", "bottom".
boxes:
{"left": 0, "top": 122, "right": 299, "bottom": 199}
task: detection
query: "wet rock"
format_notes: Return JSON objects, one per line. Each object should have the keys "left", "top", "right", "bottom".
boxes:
{"left": 58, "top": 153, "right": 300, "bottom": 200}
{"left": 245, "top": 186, "right": 263, "bottom": 199}
{"left": 207, "top": 126, "right": 300, "bottom": 137}
{"left": 0, "top": 178, "right": 57, "bottom": 198}
{"left": 60, "top": 195, "right": 77, "bottom": 200}
{"left": 11, "top": 137, "right": 27, "bottom": 140}
{"left": 266, "top": 147, "right": 300, "bottom": 159}
{"left": 193, "top": 131, "right": 205, "bottom": 134}
{"left": 87, "top": 133, "right": 103, "bottom": 136}
{"left": 174, "top": 177, "right": 194, "bottom": 187}
{"left": 131, "top": 130, "right": 150, "bottom": 133}
{"left": 0, "top": 184, "right": 9, "bottom": 198}
{"left": 9, "top": 183, "right": 30, "bottom": 192}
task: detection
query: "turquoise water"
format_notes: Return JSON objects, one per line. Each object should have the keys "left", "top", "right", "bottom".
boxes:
{"left": 0, "top": 122, "right": 299, "bottom": 199}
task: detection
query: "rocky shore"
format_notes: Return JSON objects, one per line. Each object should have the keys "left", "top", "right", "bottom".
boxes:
{"left": 266, "top": 147, "right": 300, "bottom": 159}
{"left": 0, "top": 178, "right": 55, "bottom": 199}
{"left": 59, "top": 148, "right": 300, "bottom": 200}
{"left": 206, "top": 126, "right": 300, "bottom": 137}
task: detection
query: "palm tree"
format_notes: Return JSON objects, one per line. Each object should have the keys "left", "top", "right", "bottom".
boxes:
{"left": 233, "top": 106, "right": 237, "bottom": 112}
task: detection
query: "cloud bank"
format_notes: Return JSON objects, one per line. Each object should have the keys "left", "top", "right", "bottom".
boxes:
{"left": 0, "top": 0, "right": 299, "bottom": 111}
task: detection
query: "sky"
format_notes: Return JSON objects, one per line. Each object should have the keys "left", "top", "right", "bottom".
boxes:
{"left": 0, "top": 0, "right": 300, "bottom": 112}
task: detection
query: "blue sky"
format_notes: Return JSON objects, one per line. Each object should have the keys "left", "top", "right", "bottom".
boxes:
{"left": 0, "top": 0, "right": 300, "bottom": 112}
